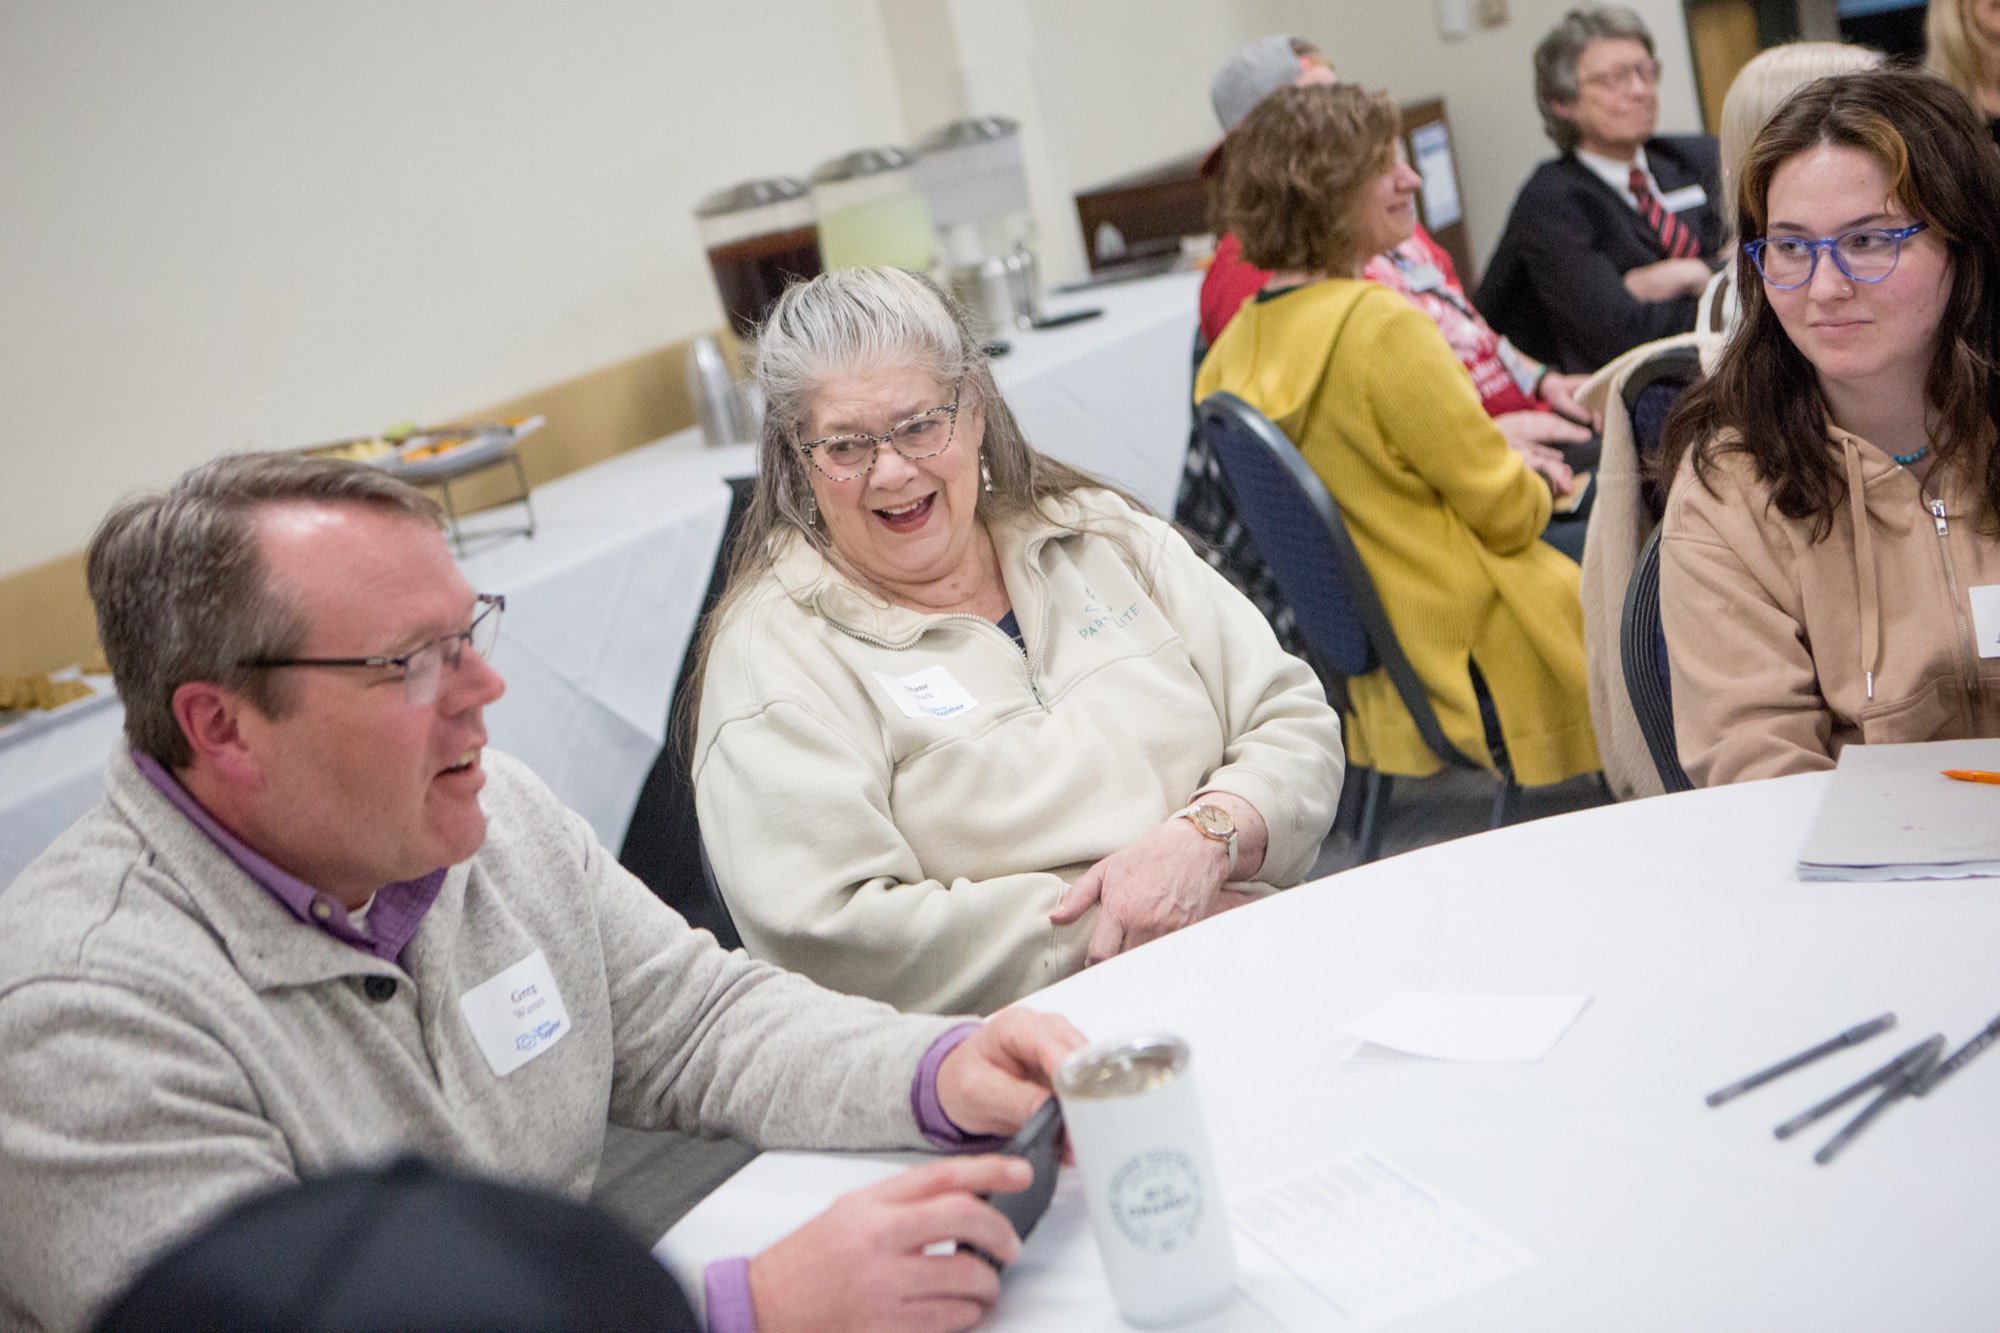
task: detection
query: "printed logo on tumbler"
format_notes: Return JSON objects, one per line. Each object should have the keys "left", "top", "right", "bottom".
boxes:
{"left": 1109, "top": 1149, "right": 1205, "bottom": 1253}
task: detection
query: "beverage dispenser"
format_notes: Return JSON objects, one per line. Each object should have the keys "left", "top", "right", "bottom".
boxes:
{"left": 694, "top": 177, "right": 822, "bottom": 341}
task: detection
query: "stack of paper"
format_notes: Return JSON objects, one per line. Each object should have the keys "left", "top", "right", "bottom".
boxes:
{"left": 1798, "top": 740, "right": 2000, "bottom": 881}
{"left": 1233, "top": 1149, "right": 1539, "bottom": 1331}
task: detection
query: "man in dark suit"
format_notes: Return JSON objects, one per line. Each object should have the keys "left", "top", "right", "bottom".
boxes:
{"left": 1477, "top": 7, "right": 1724, "bottom": 374}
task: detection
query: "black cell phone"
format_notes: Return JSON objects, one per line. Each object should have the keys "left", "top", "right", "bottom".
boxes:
{"left": 962, "top": 1096, "right": 1065, "bottom": 1268}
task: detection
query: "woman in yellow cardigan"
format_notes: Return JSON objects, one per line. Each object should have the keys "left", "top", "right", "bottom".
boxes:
{"left": 1196, "top": 83, "right": 1599, "bottom": 786}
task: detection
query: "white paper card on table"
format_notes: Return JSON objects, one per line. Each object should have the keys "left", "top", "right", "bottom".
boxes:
{"left": 1797, "top": 738, "right": 2000, "bottom": 880}
{"left": 458, "top": 949, "right": 571, "bottom": 1078}
{"left": 1232, "top": 1149, "right": 1538, "bottom": 1331}
{"left": 1343, "top": 992, "right": 1591, "bottom": 1062}
{"left": 871, "top": 666, "right": 980, "bottom": 721}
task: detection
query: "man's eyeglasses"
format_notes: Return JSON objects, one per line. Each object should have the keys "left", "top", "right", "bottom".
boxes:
{"left": 239, "top": 593, "right": 504, "bottom": 707}
{"left": 798, "top": 385, "right": 961, "bottom": 482}
{"left": 1579, "top": 58, "right": 1662, "bottom": 92}
{"left": 1744, "top": 223, "right": 1927, "bottom": 291}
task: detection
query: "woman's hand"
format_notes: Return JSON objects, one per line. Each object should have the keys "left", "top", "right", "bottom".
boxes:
{"left": 1049, "top": 795, "right": 1269, "bottom": 965}
{"left": 1494, "top": 411, "right": 1584, "bottom": 495}
{"left": 1536, "top": 372, "right": 1600, "bottom": 430}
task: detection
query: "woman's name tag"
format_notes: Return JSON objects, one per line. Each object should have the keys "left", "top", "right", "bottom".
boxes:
{"left": 459, "top": 949, "right": 572, "bottom": 1077}
{"left": 872, "top": 666, "right": 980, "bottom": 720}
{"left": 1969, "top": 585, "right": 2000, "bottom": 659}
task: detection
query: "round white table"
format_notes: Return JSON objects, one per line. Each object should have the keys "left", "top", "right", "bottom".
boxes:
{"left": 658, "top": 773, "right": 2000, "bottom": 1330}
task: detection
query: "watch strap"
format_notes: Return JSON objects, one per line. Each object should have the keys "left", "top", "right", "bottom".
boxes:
{"left": 1172, "top": 802, "right": 1239, "bottom": 878}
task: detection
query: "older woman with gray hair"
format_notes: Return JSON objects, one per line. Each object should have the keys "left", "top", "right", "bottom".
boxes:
{"left": 1476, "top": 5, "right": 1725, "bottom": 373}
{"left": 692, "top": 267, "right": 1343, "bottom": 1015}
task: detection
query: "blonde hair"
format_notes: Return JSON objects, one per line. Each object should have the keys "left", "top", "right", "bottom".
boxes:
{"left": 1926, "top": 0, "right": 1990, "bottom": 108}
{"left": 1718, "top": 42, "right": 1884, "bottom": 235}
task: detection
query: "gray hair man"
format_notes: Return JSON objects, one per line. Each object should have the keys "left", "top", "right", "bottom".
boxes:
{"left": 0, "top": 451, "right": 1084, "bottom": 1333}
{"left": 1475, "top": 5, "right": 1725, "bottom": 373}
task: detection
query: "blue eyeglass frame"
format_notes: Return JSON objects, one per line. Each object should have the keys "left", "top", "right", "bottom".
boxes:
{"left": 1743, "top": 222, "right": 1928, "bottom": 291}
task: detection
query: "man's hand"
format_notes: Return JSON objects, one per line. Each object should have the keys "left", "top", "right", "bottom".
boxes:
{"left": 1494, "top": 412, "right": 1586, "bottom": 495}
{"left": 1622, "top": 257, "right": 1711, "bottom": 303}
{"left": 748, "top": 1156, "right": 1032, "bottom": 1333}
{"left": 1536, "top": 372, "right": 1599, "bottom": 429}
{"left": 935, "top": 1007, "right": 1087, "bottom": 1138}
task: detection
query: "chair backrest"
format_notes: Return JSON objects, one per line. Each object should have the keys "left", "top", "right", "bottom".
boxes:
{"left": 1620, "top": 344, "right": 1704, "bottom": 524}
{"left": 1196, "top": 391, "right": 1483, "bottom": 771}
{"left": 618, "top": 476, "right": 751, "bottom": 949}
{"left": 1619, "top": 526, "right": 1693, "bottom": 793}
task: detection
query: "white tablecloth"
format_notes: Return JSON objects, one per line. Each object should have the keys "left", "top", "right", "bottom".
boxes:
{"left": 0, "top": 269, "right": 1204, "bottom": 890}
{"left": 998, "top": 270, "right": 1202, "bottom": 516}
{"left": 0, "top": 435, "right": 748, "bottom": 891}
{"left": 658, "top": 773, "right": 2000, "bottom": 1331}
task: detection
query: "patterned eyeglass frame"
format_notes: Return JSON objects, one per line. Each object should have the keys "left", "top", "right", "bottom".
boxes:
{"left": 797, "top": 384, "right": 962, "bottom": 482}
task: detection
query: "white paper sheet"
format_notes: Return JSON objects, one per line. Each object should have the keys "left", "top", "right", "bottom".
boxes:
{"left": 1343, "top": 992, "right": 1591, "bottom": 1062}
{"left": 1233, "top": 1149, "right": 1539, "bottom": 1330}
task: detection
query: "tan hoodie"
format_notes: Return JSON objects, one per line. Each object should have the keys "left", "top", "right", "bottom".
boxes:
{"left": 693, "top": 490, "right": 1344, "bottom": 1016}
{"left": 1660, "top": 430, "right": 2000, "bottom": 785}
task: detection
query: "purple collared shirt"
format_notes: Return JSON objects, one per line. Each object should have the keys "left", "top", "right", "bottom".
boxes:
{"left": 132, "top": 749, "right": 442, "bottom": 961}
{"left": 134, "top": 749, "right": 997, "bottom": 1333}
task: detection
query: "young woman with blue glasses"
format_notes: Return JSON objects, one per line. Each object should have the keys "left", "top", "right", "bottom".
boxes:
{"left": 1658, "top": 68, "right": 2000, "bottom": 786}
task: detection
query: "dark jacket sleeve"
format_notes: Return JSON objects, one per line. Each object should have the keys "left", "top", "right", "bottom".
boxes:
{"left": 1517, "top": 163, "right": 1696, "bottom": 371}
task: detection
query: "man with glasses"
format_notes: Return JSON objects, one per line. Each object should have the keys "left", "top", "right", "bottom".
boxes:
{"left": 1476, "top": 6, "right": 1725, "bottom": 373}
{"left": 0, "top": 453, "right": 1083, "bottom": 1333}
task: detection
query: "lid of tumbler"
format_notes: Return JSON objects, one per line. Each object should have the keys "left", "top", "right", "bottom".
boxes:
{"left": 694, "top": 176, "right": 811, "bottom": 219}
{"left": 915, "top": 116, "right": 1021, "bottom": 154}
{"left": 809, "top": 146, "right": 915, "bottom": 184}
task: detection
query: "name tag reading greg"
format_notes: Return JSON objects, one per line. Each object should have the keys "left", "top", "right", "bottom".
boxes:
{"left": 459, "top": 949, "right": 571, "bottom": 1077}
{"left": 872, "top": 665, "right": 980, "bottom": 720}
{"left": 1658, "top": 183, "right": 1708, "bottom": 214}
{"left": 1969, "top": 585, "right": 2000, "bottom": 659}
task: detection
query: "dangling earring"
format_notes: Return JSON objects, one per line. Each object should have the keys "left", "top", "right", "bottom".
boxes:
{"left": 802, "top": 492, "right": 819, "bottom": 527}
{"left": 980, "top": 458, "right": 993, "bottom": 494}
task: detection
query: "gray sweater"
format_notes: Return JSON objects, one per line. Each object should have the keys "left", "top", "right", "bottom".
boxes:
{"left": 0, "top": 748, "right": 956, "bottom": 1333}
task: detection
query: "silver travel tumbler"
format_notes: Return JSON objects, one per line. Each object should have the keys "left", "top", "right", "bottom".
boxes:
{"left": 1055, "top": 1034, "right": 1236, "bottom": 1325}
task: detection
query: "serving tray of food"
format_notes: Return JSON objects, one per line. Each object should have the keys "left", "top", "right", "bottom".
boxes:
{"left": 303, "top": 415, "right": 545, "bottom": 482}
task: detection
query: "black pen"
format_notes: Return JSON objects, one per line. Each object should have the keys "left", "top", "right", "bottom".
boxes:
{"left": 1774, "top": 1034, "right": 1944, "bottom": 1140}
{"left": 1705, "top": 1013, "right": 1896, "bottom": 1107}
{"left": 1912, "top": 1012, "right": 2000, "bottom": 1097}
{"left": 1814, "top": 1037, "right": 1942, "bottom": 1165}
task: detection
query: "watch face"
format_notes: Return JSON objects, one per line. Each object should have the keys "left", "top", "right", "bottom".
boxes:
{"left": 1189, "top": 805, "right": 1235, "bottom": 839}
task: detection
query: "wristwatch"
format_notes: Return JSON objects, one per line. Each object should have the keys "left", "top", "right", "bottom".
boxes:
{"left": 1173, "top": 802, "right": 1239, "bottom": 878}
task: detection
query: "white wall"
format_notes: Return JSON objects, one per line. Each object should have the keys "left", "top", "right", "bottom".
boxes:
{"left": 0, "top": 1, "right": 907, "bottom": 577}
{"left": 1251, "top": 0, "right": 1704, "bottom": 266}
{"left": 3, "top": 1, "right": 1704, "bottom": 579}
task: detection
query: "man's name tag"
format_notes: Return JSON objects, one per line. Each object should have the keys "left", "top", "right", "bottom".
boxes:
{"left": 873, "top": 665, "right": 980, "bottom": 720}
{"left": 1969, "top": 585, "right": 2000, "bottom": 659}
{"left": 1659, "top": 183, "right": 1708, "bottom": 214}
{"left": 459, "top": 949, "right": 571, "bottom": 1077}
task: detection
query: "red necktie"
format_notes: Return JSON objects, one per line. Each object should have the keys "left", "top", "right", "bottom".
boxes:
{"left": 1630, "top": 167, "right": 1700, "bottom": 260}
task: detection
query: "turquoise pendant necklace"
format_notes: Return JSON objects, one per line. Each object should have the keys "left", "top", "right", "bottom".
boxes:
{"left": 1893, "top": 445, "right": 1930, "bottom": 466}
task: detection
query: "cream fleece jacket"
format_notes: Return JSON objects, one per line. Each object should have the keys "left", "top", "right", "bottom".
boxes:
{"left": 1660, "top": 432, "right": 2000, "bottom": 785}
{"left": 0, "top": 748, "right": 956, "bottom": 1333}
{"left": 693, "top": 490, "right": 1344, "bottom": 1016}
{"left": 1576, "top": 332, "right": 1721, "bottom": 800}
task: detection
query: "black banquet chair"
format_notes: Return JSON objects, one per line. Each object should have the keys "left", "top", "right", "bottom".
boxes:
{"left": 1195, "top": 391, "right": 1522, "bottom": 862}
{"left": 1620, "top": 528, "right": 1693, "bottom": 793}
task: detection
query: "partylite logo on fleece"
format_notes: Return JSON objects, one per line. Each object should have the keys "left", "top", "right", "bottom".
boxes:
{"left": 1110, "top": 1149, "right": 1205, "bottom": 1254}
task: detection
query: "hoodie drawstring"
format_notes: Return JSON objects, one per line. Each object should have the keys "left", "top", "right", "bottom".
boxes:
{"left": 1841, "top": 436, "right": 1881, "bottom": 701}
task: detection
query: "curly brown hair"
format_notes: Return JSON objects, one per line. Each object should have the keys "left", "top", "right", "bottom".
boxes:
{"left": 1221, "top": 83, "right": 1400, "bottom": 277}
{"left": 1661, "top": 68, "right": 2000, "bottom": 538}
